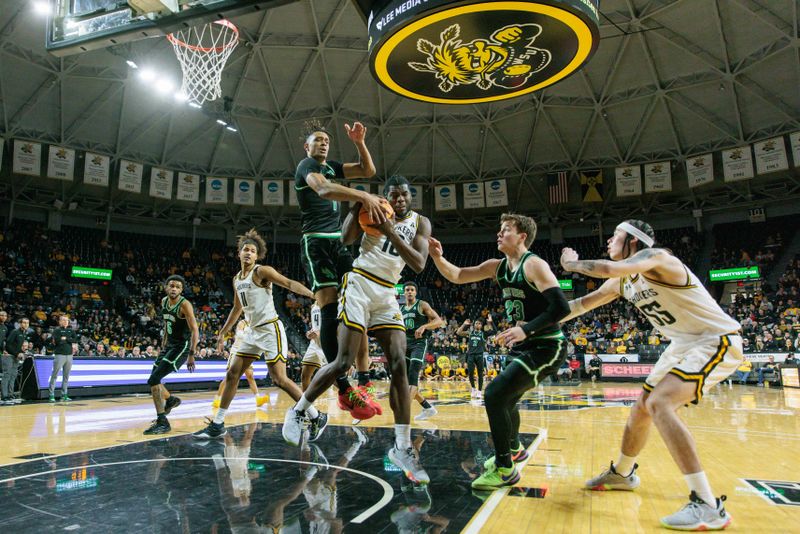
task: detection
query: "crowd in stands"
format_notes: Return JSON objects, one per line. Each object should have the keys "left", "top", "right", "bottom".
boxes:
{"left": 0, "top": 220, "right": 798, "bottom": 383}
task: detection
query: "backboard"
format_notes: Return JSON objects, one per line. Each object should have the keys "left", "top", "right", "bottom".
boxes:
{"left": 46, "top": 0, "right": 299, "bottom": 56}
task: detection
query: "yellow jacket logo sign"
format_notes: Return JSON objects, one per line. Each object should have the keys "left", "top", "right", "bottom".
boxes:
{"left": 408, "top": 23, "right": 551, "bottom": 93}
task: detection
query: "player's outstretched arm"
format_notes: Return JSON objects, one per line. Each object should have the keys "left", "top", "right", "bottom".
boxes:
{"left": 560, "top": 247, "right": 673, "bottom": 279}
{"left": 180, "top": 299, "right": 199, "bottom": 372}
{"left": 428, "top": 236, "right": 500, "bottom": 284}
{"left": 306, "top": 171, "right": 386, "bottom": 225}
{"left": 342, "top": 122, "right": 377, "bottom": 179}
{"left": 258, "top": 265, "right": 314, "bottom": 299}
{"left": 560, "top": 278, "right": 621, "bottom": 323}
{"left": 341, "top": 201, "right": 364, "bottom": 245}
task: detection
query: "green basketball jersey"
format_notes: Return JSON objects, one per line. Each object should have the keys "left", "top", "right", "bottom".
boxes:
{"left": 161, "top": 296, "right": 191, "bottom": 345}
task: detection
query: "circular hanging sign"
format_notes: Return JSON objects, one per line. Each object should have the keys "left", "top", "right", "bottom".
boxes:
{"left": 368, "top": 0, "right": 600, "bottom": 104}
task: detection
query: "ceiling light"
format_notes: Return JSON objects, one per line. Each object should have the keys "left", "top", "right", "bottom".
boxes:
{"left": 188, "top": 102, "right": 202, "bottom": 109}
{"left": 216, "top": 119, "right": 228, "bottom": 126}
{"left": 226, "top": 126, "right": 238, "bottom": 132}
{"left": 174, "top": 91, "right": 189, "bottom": 103}
{"left": 126, "top": 60, "right": 138, "bottom": 69}
{"left": 33, "top": 1, "right": 51, "bottom": 15}
{"left": 154, "top": 78, "right": 174, "bottom": 94}
{"left": 138, "top": 68, "right": 156, "bottom": 82}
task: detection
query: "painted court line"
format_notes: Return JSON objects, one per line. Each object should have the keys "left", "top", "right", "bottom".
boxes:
{"left": 462, "top": 428, "right": 548, "bottom": 534}
{"left": 0, "top": 456, "right": 393, "bottom": 524}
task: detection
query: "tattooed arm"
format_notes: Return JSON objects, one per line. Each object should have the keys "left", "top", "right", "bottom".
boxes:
{"left": 560, "top": 247, "right": 679, "bottom": 279}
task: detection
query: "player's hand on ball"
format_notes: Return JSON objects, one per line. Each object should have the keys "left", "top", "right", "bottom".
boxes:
{"left": 345, "top": 122, "right": 367, "bottom": 143}
{"left": 362, "top": 194, "right": 387, "bottom": 226}
{"left": 496, "top": 326, "right": 526, "bottom": 348}
{"left": 494, "top": 26, "right": 522, "bottom": 43}
{"left": 428, "top": 237, "right": 443, "bottom": 258}
{"left": 370, "top": 217, "right": 395, "bottom": 236}
{"left": 561, "top": 247, "right": 579, "bottom": 270}
{"left": 415, "top": 326, "right": 426, "bottom": 339}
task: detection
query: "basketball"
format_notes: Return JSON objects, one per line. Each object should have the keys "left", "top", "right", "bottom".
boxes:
{"left": 359, "top": 198, "right": 394, "bottom": 236}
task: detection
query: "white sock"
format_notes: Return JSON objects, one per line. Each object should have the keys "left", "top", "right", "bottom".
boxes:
{"left": 213, "top": 408, "right": 227, "bottom": 424}
{"left": 615, "top": 453, "right": 637, "bottom": 477}
{"left": 295, "top": 395, "right": 312, "bottom": 412}
{"left": 214, "top": 395, "right": 220, "bottom": 401}
{"left": 684, "top": 471, "right": 715, "bottom": 505}
{"left": 307, "top": 405, "right": 319, "bottom": 419}
{"left": 395, "top": 424, "right": 412, "bottom": 449}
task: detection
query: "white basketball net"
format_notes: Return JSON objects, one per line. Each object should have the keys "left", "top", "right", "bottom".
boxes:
{"left": 168, "top": 19, "right": 239, "bottom": 105}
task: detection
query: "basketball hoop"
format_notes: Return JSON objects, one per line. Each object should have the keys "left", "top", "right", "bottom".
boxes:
{"left": 168, "top": 19, "right": 239, "bottom": 105}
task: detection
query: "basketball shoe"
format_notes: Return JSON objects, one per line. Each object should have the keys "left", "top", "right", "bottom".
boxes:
{"left": 660, "top": 492, "right": 731, "bottom": 531}
{"left": 338, "top": 387, "right": 375, "bottom": 420}
{"left": 585, "top": 462, "right": 640, "bottom": 491}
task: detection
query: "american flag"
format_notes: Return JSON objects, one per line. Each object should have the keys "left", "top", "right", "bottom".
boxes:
{"left": 547, "top": 171, "right": 569, "bottom": 204}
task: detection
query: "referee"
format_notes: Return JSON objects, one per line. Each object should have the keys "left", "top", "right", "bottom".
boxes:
{"left": 48, "top": 315, "right": 77, "bottom": 402}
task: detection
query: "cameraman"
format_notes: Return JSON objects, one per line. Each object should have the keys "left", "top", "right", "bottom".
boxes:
{"left": 48, "top": 315, "right": 78, "bottom": 402}
{"left": 3, "top": 317, "right": 31, "bottom": 405}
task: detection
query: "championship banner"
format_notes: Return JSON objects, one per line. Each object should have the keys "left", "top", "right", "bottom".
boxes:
{"left": 233, "top": 179, "right": 255, "bottom": 206}
{"left": 289, "top": 183, "right": 299, "bottom": 206}
{"left": 46, "top": 146, "right": 75, "bottom": 181}
{"left": 149, "top": 167, "right": 173, "bottom": 199}
{"left": 721, "top": 146, "right": 754, "bottom": 182}
{"left": 484, "top": 179, "right": 508, "bottom": 207}
{"left": 435, "top": 184, "right": 457, "bottom": 211}
{"left": 262, "top": 179, "right": 284, "bottom": 206}
{"left": 753, "top": 136, "right": 789, "bottom": 175}
{"left": 644, "top": 161, "right": 672, "bottom": 193}
{"left": 686, "top": 153, "right": 714, "bottom": 188}
{"left": 463, "top": 181, "right": 485, "bottom": 208}
{"left": 84, "top": 152, "right": 109, "bottom": 187}
{"left": 118, "top": 160, "right": 143, "bottom": 193}
{"left": 365, "top": 0, "right": 600, "bottom": 104}
{"left": 205, "top": 177, "right": 228, "bottom": 204}
{"left": 409, "top": 184, "right": 423, "bottom": 210}
{"left": 579, "top": 169, "right": 603, "bottom": 202}
{"left": 615, "top": 165, "right": 641, "bottom": 197}
{"left": 176, "top": 172, "right": 200, "bottom": 202}
{"left": 350, "top": 182, "right": 373, "bottom": 194}
{"left": 12, "top": 140, "right": 42, "bottom": 176}
{"left": 790, "top": 131, "right": 800, "bottom": 167}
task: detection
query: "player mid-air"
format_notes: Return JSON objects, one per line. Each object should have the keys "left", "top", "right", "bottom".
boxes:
{"left": 400, "top": 281, "right": 444, "bottom": 421}
{"left": 284, "top": 175, "right": 432, "bottom": 484}
{"left": 295, "top": 120, "right": 385, "bottom": 418}
{"left": 143, "top": 275, "right": 198, "bottom": 435}
{"left": 193, "top": 229, "right": 318, "bottom": 440}
{"left": 560, "top": 220, "right": 742, "bottom": 531}
{"left": 429, "top": 213, "right": 570, "bottom": 490}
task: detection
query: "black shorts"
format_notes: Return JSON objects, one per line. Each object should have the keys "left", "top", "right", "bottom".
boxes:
{"left": 466, "top": 352, "right": 485, "bottom": 366}
{"left": 300, "top": 234, "right": 354, "bottom": 293}
{"left": 147, "top": 342, "right": 190, "bottom": 386}
{"left": 506, "top": 336, "right": 568, "bottom": 383}
{"left": 405, "top": 340, "right": 427, "bottom": 387}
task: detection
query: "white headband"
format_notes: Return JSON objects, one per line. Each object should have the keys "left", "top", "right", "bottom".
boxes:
{"left": 616, "top": 222, "right": 654, "bottom": 247}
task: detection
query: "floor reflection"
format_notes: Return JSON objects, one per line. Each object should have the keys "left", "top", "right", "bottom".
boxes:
{"left": 0, "top": 422, "right": 533, "bottom": 532}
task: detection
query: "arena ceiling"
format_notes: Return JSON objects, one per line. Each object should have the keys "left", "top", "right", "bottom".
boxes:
{"left": 1, "top": 0, "right": 799, "bottom": 233}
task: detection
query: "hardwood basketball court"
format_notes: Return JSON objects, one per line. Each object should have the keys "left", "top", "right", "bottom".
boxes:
{"left": 1, "top": 381, "right": 797, "bottom": 532}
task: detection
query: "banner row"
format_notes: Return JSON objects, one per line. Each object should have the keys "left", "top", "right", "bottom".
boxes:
{"left": 614, "top": 134, "right": 799, "bottom": 197}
